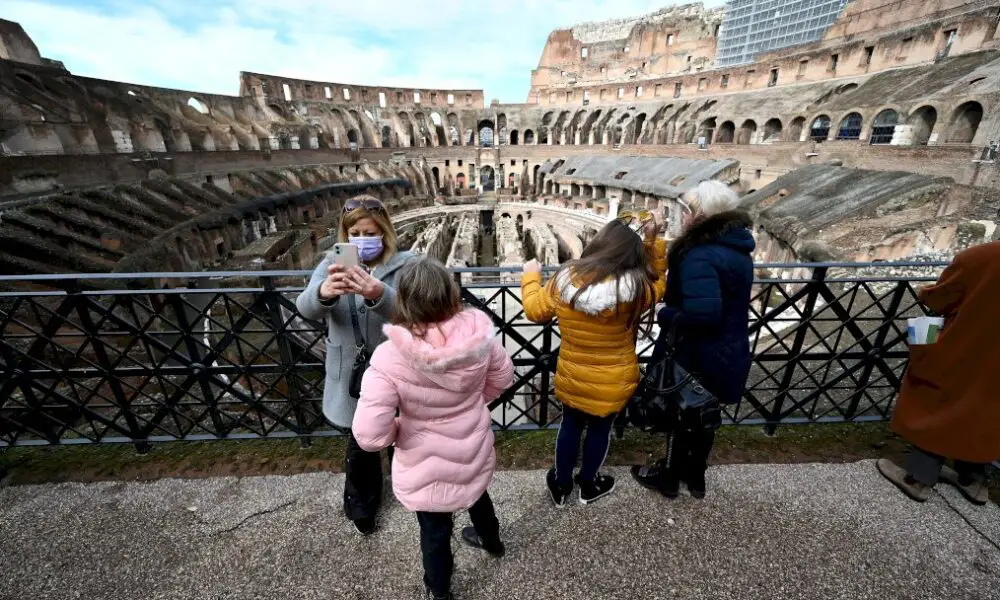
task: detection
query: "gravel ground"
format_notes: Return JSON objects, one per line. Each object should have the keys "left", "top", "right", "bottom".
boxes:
{"left": 0, "top": 461, "right": 997, "bottom": 600}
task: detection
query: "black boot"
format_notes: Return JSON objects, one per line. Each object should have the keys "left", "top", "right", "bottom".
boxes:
{"left": 630, "top": 458, "right": 679, "bottom": 498}
{"left": 685, "top": 429, "right": 715, "bottom": 500}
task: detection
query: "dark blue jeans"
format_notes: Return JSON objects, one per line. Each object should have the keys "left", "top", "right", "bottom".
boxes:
{"left": 555, "top": 404, "right": 616, "bottom": 487}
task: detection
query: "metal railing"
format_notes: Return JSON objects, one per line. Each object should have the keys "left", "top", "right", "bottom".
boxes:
{"left": 0, "top": 263, "right": 946, "bottom": 450}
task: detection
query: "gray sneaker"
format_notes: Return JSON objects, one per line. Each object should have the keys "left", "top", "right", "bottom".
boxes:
{"left": 876, "top": 459, "right": 932, "bottom": 502}
{"left": 939, "top": 465, "right": 989, "bottom": 506}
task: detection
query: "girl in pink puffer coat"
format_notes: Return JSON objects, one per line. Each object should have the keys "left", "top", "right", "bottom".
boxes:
{"left": 352, "top": 257, "right": 514, "bottom": 600}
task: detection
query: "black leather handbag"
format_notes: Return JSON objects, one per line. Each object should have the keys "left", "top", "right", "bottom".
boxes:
{"left": 347, "top": 295, "right": 370, "bottom": 400}
{"left": 628, "top": 322, "right": 722, "bottom": 433}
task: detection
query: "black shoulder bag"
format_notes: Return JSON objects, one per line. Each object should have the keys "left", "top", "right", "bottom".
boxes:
{"left": 627, "top": 321, "right": 722, "bottom": 433}
{"left": 347, "top": 295, "right": 370, "bottom": 399}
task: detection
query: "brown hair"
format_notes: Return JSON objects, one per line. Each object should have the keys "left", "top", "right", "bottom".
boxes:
{"left": 557, "top": 219, "right": 657, "bottom": 330}
{"left": 392, "top": 257, "right": 462, "bottom": 336}
{"left": 338, "top": 194, "right": 398, "bottom": 264}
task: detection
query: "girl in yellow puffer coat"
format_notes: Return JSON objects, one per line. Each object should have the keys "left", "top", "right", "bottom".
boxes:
{"left": 522, "top": 217, "right": 666, "bottom": 506}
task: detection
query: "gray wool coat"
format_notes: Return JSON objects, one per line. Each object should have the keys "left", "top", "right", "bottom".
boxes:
{"left": 296, "top": 250, "right": 418, "bottom": 428}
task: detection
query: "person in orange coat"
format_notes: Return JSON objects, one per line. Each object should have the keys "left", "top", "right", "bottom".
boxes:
{"left": 521, "top": 217, "right": 666, "bottom": 506}
{"left": 877, "top": 240, "right": 1000, "bottom": 506}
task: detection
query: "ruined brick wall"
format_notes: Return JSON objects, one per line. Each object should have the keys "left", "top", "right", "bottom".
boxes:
{"left": 0, "top": 19, "right": 43, "bottom": 65}
{"left": 528, "top": 4, "right": 723, "bottom": 103}
{"left": 530, "top": 1, "right": 998, "bottom": 105}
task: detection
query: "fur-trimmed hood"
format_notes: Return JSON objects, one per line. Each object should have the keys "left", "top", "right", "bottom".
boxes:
{"left": 556, "top": 269, "right": 639, "bottom": 316}
{"left": 381, "top": 309, "right": 497, "bottom": 392}
{"left": 668, "top": 211, "right": 755, "bottom": 265}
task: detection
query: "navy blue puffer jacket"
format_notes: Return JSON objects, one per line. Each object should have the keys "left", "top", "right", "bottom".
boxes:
{"left": 652, "top": 211, "right": 755, "bottom": 405}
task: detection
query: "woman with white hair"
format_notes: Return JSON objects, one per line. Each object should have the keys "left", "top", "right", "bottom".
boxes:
{"left": 631, "top": 180, "right": 755, "bottom": 499}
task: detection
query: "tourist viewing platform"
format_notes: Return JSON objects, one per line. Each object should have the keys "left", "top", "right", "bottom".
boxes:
{"left": 1, "top": 1, "right": 999, "bottom": 598}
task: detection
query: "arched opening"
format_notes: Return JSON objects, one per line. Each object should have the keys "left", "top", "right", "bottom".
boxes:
{"left": 532, "top": 164, "right": 541, "bottom": 185}
{"left": 447, "top": 113, "right": 462, "bottom": 146}
{"left": 347, "top": 129, "right": 359, "bottom": 146}
{"left": 738, "top": 119, "right": 757, "bottom": 145}
{"left": 397, "top": 112, "right": 415, "bottom": 147}
{"left": 430, "top": 112, "right": 446, "bottom": 146}
{"left": 611, "top": 125, "right": 624, "bottom": 146}
{"left": 381, "top": 125, "right": 392, "bottom": 147}
{"left": 946, "top": 101, "right": 983, "bottom": 143}
{"left": 524, "top": 129, "right": 535, "bottom": 144}
{"left": 631, "top": 113, "right": 648, "bottom": 144}
{"left": 810, "top": 115, "right": 831, "bottom": 142}
{"left": 455, "top": 172, "right": 466, "bottom": 189}
{"left": 509, "top": 129, "right": 519, "bottom": 145}
{"left": 869, "top": 109, "right": 899, "bottom": 145}
{"left": 538, "top": 127, "right": 549, "bottom": 144}
{"left": 497, "top": 113, "right": 507, "bottom": 145}
{"left": 906, "top": 106, "right": 937, "bottom": 146}
{"left": 699, "top": 117, "right": 717, "bottom": 144}
{"left": 187, "top": 97, "right": 209, "bottom": 114}
{"left": 480, "top": 165, "right": 496, "bottom": 191}
{"left": 154, "top": 119, "right": 177, "bottom": 152}
{"left": 716, "top": 121, "right": 735, "bottom": 143}
{"left": 478, "top": 120, "right": 495, "bottom": 147}
{"left": 836, "top": 113, "right": 863, "bottom": 140}
{"left": 277, "top": 129, "right": 293, "bottom": 150}
{"left": 788, "top": 116, "right": 806, "bottom": 142}
{"left": 431, "top": 166, "right": 441, "bottom": 192}
{"left": 763, "top": 118, "right": 782, "bottom": 142}
{"left": 508, "top": 173, "right": 517, "bottom": 189}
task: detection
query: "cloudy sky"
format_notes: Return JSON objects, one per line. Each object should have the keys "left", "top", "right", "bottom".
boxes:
{"left": 4, "top": 0, "right": 726, "bottom": 103}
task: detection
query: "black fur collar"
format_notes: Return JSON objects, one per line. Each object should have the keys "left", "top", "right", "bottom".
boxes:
{"left": 668, "top": 211, "right": 753, "bottom": 264}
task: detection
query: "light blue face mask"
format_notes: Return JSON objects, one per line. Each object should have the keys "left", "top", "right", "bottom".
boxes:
{"left": 349, "top": 236, "right": 384, "bottom": 262}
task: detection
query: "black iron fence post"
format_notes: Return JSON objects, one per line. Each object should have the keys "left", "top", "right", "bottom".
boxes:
{"left": 165, "top": 283, "right": 230, "bottom": 438}
{"left": 765, "top": 266, "right": 828, "bottom": 435}
{"left": 69, "top": 288, "right": 151, "bottom": 454}
{"left": 261, "top": 276, "right": 313, "bottom": 448}
{"left": 844, "top": 280, "right": 908, "bottom": 420}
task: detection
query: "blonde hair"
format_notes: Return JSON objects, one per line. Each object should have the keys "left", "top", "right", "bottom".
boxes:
{"left": 338, "top": 194, "right": 398, "bottom": 263}
{"left": 681, "top": 180, "right": 740, "bottom": 218}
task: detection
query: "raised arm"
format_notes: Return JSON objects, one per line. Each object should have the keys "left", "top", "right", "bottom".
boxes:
{"left": 521, "top": 273, "right": 559, "bottom": 323}
{"left": 643, "top": 238, "right": 668, "bottom": 309}
{"left": 483, "top": 338, "right": 515, "bottom": 403}
{"left": 296, "top": 256, "right": 342, "bottom": 322}
{"left": 657, "top": 252, "right": 723, "bottom": 334}
{"left": 352, "top": 362, "right": 401, "bottom": 452}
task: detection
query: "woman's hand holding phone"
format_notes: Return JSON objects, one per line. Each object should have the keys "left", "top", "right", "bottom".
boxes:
{"left": 319, "top": 263, "right": 351, "bottom": 301}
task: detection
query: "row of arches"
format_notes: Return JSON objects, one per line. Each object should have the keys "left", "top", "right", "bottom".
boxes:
{"left": 692, "top": 101, "right": 983, "bottom": 147}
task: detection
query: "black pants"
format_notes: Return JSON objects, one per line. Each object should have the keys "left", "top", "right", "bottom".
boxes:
{"left": 667, "top": 423, "right": 716, "bottom": 485}
{"left": 904, "top": 445, "right": 988, "bottom": 487}
{"left": 416, "top": 491, "right": 501, "bottom": 597}
{"left": 555, "top": 404, "right": 616, "bottom": 487}
{"left": 343, "top": 430, "right": 392, "bottom": 521}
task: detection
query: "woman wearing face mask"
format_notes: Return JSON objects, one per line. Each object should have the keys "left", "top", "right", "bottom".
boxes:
{"left": 296, "top": 194, "right": 417, "bottom": 536}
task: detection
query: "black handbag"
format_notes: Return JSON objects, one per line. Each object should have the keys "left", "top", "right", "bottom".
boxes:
{"left": 347, "top": 295, "right": 370, "bottom": 399}
{"left": 628, "top": 322, "right": 722, "bottom": 433}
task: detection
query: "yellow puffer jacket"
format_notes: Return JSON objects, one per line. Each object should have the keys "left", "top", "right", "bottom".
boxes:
{"left": 521, "top": 240, "right": 667, "bottom": 417}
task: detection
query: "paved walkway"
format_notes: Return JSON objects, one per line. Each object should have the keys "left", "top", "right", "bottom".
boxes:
{"left": 1, "top": 461, "right": 997, "bottom": 600}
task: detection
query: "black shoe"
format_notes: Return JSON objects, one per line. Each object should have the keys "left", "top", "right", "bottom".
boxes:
{"left": 425, "top": 587, "right": 453, "bottom": 600}
{"left": 352, "top": 516, "right": 377, "bottom": 536}
{"left": 461, "top": 526, "right": 506, "bottom": 558}
{"left": 687, "top": 471, "right": 706, "bottom": 499}
{"left": 630, "top": 462, "right": 679, "bottom": 498}
{"left": 576, "top": 473, "right": 616, "bottom": 505}
{"left": 546, "top": 468, "right": 574, "bottom": 508}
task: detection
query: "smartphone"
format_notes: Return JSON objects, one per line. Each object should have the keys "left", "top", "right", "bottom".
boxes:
{"left": 331, "top": 243, "right": 360, "bottom": 269}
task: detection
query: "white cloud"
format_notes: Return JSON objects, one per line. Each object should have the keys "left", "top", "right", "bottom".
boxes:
{"left": 2, "top": 0, "right": 728, "bottom": 102}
